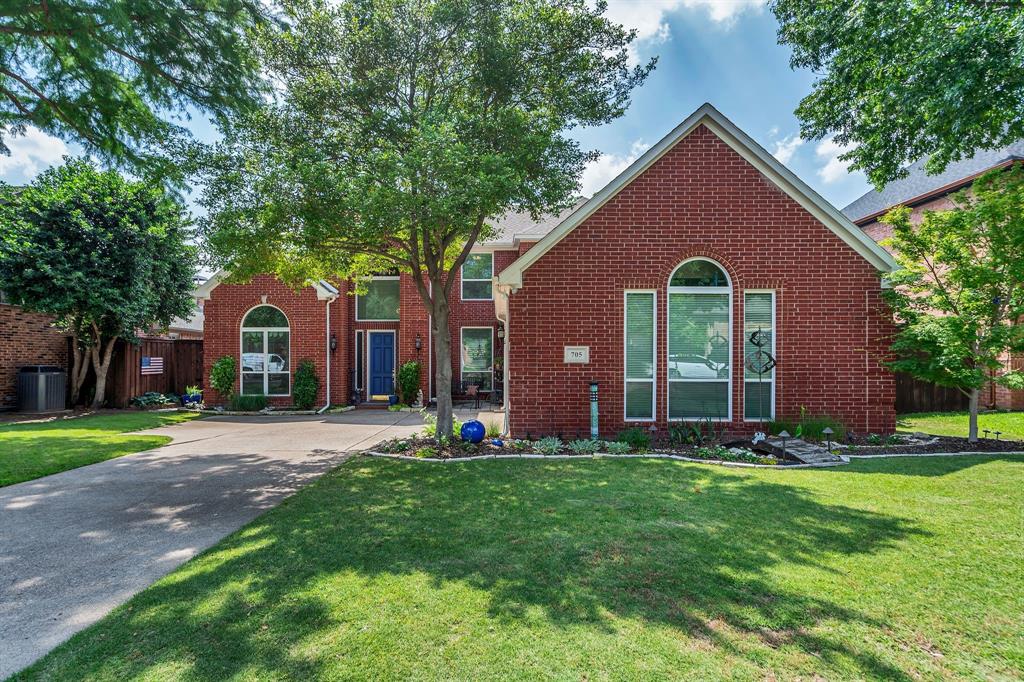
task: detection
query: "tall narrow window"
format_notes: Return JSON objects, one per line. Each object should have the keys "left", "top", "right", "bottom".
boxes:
{"left": 461, "top": 253, "right": 493, "bottom": 300}
{"left": 667, "top": 259, "right": 731, "bottom": 421}
{"left": 744, "top": 291, "right": 775, "bottom": 421}
{"left": 461, "top": 327, "right": 493, "bottom": 390}
{"left": 240, "top": 305, "right": 290, "bottom": 396}
{"left": 625, "top": 291, "right": 655, "bottom": 420}
{"left": 356, "top": 277, "right": 400, "bottom": 321}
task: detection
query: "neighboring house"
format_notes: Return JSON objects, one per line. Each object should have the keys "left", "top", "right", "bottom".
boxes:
{"left": 844, "top": 143, "right": 1024, "bottom": 411}
{"left": 200, "top": 104, "right": 898, "bottom": 436}
{"left": 0, "top": 292, "right": 68, "bottom": 410}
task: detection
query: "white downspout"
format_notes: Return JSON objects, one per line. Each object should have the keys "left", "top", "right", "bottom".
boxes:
{"left": 496, "top": 284, "right": 513, "bottom": 436}
{"left": 318, "top": 295, "right": 337, "bottom": 414}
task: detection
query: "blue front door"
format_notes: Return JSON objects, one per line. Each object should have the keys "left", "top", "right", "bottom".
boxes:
{"left": 369, "top": 333, "right": 395, "bottom": 396}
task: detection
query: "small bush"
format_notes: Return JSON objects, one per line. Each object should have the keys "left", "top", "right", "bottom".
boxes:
{"left": 293, "top": 360, "right": 319, "bottom": 410}
{"left": 867, "top": 433, "right": 882, "bottom": 445}
{"left": 769, "top": 409, "right": 846, "bottom": 441}
{"left": 419, "top": 410, "right": 462, "bottom": 440}
{"left": 130, "top": 392, "right": 175, "bottom": 408}
{"left": 486, "top": 421, "right": 502, "bottom": 438}
{"left": 617, "top": 427, "right": 651, "bottom": 452}
{"left": 184, "top": 384, "right": 202, "bottom": 396}
{"left": 534, "top": 436, "right": 563, "bottom": 455}
{"left": 414, "top": 445, "right": 438, "bottom": 459}
{"left": 210, "top": 356, "right": 236, "bottom": 400}
{"left": 230, "top": 393, "right": 268, "bottom": 411}
{"left": 388, "top": 403, "right": 409, "bottom": 411}
{"left": 567, "top": 438, "right": 600, "bottom": 455}
{"left": 397, "top": 361, "right": 421, "bottom": 405}
{"left": 602, "top": 440, "right": 632, "bottom": 454}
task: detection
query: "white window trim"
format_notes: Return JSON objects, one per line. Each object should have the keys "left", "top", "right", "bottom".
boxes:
{"left": 461, "top": 252, "right": 494, "bottom": 301}
{"left": 624, "top": 290, "right": 657, "bottom": 422}
{"left": 366, "top": 330, "right": 397, "bottom": 397}
{"left": 460, "top": 326, "right": 494, "bottom": 390}
{"left": 355, "top": 275, "right": 401, "bottom": 322}
{"left": 743, "top": 289, "right": 776, "bottom": 422}
{"left": 666, "top": 257, "right": 733, "bottom": 422}
{"left": 240, "top": 304, "right": 291, "bottom": 397}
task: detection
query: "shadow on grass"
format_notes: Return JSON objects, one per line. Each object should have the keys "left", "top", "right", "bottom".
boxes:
{"left": 16, "top": 458, "right": 927, "bottom": 680}
{"left": 835, "top": 453, "right": 1024, "bottom": 478}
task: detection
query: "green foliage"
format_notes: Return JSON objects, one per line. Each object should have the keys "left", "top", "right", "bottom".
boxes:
{"left": 414, "top": 446, "right": 438, "bottom": 459}
{"left": 196, "top": 0, "right": 652, "bottom": 441}
{"left": 772, "top": 0, "right": 1024, "bottom": 187}
{"left": 693, "top": 445, "right": 778, "bottom": 466}
{"left": 210, "top": 356, "right": 237, "bottom": 400}
{"left": 387, "top": 404, "right": 409, "bottom": 412}
{"left": 867, "top": 433, "right": 882, "bottom": 446}
{"left": 130, "top": 392, "right": 175, "bottom": 409}
{"left": 602, "top": 440, "right": 632, "bottom": 455}
{"left": 397, "top": 361, "right": 421, "bottom": 406}
{"left": 769, "top": 409, "right": 846, "bottom": 442}
{"left": 184, "top": 385, "right": 202, "bottom": 397}
{"left": 419, "top": 410, "right": 462, "bottom": 440}
{"left": 0, "top": 0, "right": 269, "bottom": 177}
{"left": 292, "top": 360, "right": 319, "bottom": 410}
{"left": 882, "top": 168, "right": 1024, "bottom": 440}
{"left": 485, "top": 421, "right": 502, "bottom": 439}
{"left": 0, "top": 158, "right": 197, "bottom": 407}
{"left": 230, "top": 393, "right": 267, "bottom": 412}
{"left": 534, "top": 437, "right": 563, "bottom": 455}
{"left": 567, "top": 439, "right": 600, "bottom": 455}
{"left": 617, "top": 427, "right": 651, "bottom": 452}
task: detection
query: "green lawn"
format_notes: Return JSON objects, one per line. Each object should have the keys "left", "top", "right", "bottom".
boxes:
{"left": 0, "top": 411, "right": 201, "bottom": 487}
{"left": 898, "top": 410, "right": 1024, "bottom": 441}
{"left": 15, "top": 455, "right": 1023, "bottom": 681}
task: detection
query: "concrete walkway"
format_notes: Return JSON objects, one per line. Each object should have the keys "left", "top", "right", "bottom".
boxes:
{"left": 0, "top": 410, "right": 424, "bottom": 679}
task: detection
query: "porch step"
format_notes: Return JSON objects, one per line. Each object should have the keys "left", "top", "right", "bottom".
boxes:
{"left": 757, "top": 437, "right": 843, "bottom": 464}
{"left": 356, "top": 401, "right": 391, "bottom": 410}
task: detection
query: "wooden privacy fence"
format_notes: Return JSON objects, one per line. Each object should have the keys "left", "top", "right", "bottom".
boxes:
{"left": 104, "top": 338, "right": 204, "bottom": 407}
{"left": 895, "top": 372, "right": 969, "bottom": 414}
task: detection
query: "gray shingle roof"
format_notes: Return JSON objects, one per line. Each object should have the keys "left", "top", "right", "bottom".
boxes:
{"left": 842, "top": 142, "right": 1024, "bottom": 223}
{"left": 479, "top": 199, "right": 588, "bottom": 245}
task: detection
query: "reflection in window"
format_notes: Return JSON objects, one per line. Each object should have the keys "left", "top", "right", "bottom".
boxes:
{"left": 240, "top": 305, "right": 290, "bottom": 396}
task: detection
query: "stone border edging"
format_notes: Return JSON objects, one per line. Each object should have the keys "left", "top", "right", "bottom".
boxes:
{"left": 194, "top": 405, "right": 356, "bottom": 417}
{"left": 363, "top": 451, "right": 844, "bottom": 469}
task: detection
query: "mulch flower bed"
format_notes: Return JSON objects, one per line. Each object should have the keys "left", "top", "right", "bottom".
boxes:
{"left": 840, "top": 432, "right": 1024, "bottom": 455}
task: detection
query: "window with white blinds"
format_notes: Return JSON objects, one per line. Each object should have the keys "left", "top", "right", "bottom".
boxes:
{"left": 624, "top": 291, "right": 656, "bottom": 420}
{"left": 743, "top": 291, "right": 775, "bottom": 420}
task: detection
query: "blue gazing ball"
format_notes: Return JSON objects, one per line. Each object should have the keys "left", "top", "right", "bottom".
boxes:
{"left": 460, "top": 420, "right": 486, "bottom": 444}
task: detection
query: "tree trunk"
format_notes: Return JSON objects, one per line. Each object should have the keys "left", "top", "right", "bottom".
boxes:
{"left": 90, "top": 335, "right": 117, "bottom": 409}
{"left": 432, "top": 295, "right": 455, "bottom": 441}
{"left": 68, "top": 334, "right": 90, "bottom": 406}
{"left": 968, "top": 387, "right": 980, "bottom": 443}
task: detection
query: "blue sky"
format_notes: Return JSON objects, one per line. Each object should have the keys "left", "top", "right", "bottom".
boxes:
{"left": 0, "top": 0, "right": 871, "bottom": 212}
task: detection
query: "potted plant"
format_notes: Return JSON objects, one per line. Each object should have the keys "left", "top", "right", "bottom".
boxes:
{"left": 182, "top": 384, "right": 203, "bottom": 407}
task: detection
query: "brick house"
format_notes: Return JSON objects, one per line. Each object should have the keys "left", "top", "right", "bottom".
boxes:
{"left": 0, "top": 295, "right": 69, "bottom": 410}
{"left": 844, "top": 142, "right": 1024, "bottom": 411}
{"left": 199, "top": 104, "right": 898, "bottom": 436}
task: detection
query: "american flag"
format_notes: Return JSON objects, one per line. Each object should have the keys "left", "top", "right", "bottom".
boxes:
{"left": 141, "top": 356, "right": 164, "bottom": 375}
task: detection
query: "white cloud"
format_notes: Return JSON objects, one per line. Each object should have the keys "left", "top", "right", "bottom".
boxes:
{"left": 580, "top": 140, "right": 650, "bottom": 196}
{"left": 603, "top": 0, "right": 764, "bottom": 45}
{"left": 815, "top": 137, "right": 855, "bottom": 184}
{"left": 771, "top": 134, "right": 803, "bottom": 166}
{"left": 0, "top": 127, "right": 68, "bottom": 180}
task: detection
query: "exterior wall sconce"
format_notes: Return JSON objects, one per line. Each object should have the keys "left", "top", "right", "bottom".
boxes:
{"left": 497, "top": 326, "right": 505, "bottom": 341}
{"left": 415, "top": 333, "right": 422, "bottom": 351}
{"left": 330, "top": 333, "right": 337, "bottom": 352}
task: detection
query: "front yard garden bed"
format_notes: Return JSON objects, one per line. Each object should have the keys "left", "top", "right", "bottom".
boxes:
{"left": 841, "top": 432, "right": 1024, "bottom": 455}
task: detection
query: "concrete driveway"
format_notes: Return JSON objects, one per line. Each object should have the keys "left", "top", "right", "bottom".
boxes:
{"left": 0, "top": 409, "right": 424, "bottom": 679}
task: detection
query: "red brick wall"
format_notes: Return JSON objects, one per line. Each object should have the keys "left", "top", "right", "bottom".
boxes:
{"left": 202, "top": 275, "right": 343, "bottom": 407}
{"left": 0, "top": 304, "right": 69, "bottom": 410}
{"left": 506, "top": 124, "right": 896, "bottom": 438}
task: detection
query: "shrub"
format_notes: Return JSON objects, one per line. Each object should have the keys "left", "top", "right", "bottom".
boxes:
{"left": 867, "top": 433, "right": 882, "bottom": 445}
{"left": 602, "top": 440, "right": 632, "bottom": 454}
{"left": 419, "top": 409, "right": 462, "bottom": 440}
{"left": 617, "top": 427, "right": 651, "bottom": 452}
{"left": 567, "top": 438, "right": 600, "bottom": 455}
{"left": 130, "top": 391, "right": 175, "bottom": 408}
{"left": 769, "top": 409, "right": 846, "bottom": 442}
{"left": 534, "top": 436, "right": 562, "bottom": 455}
{"left": 397, "top": 361, "right": 421, "bottom": 405}
{"left": 184, "top": 384, "right": 202, "bottom": 397}
{"left": 230, "top": 393, "right": 268, "bottom": 411}
{"left": 292, "top": 360, "right": 319, "bottom": 410}
{"left": 486, "top": 421, "right": 502, "bottom": 438}
{"left": 210, "top": 356, "right": 236, "bottom": 400}
{"left": 414, "top": 445, "right": 438, "bottom": 459}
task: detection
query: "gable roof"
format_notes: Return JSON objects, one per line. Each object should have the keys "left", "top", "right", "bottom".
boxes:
{"left": 843, "top": 142, "right": 1024, "bottom": 224}
{"left": 194, "top": 270, "right": 339, "bottom": 301}
{"left": 497, "top": 103, "right": 896, "bottom": 289}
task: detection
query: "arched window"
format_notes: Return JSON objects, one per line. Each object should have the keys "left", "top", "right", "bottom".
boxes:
{"left": 667, "top": 258, "right": 731, "bottom": 421}
{"left": 240, "top": 305, "right": 290, "bottom": 396}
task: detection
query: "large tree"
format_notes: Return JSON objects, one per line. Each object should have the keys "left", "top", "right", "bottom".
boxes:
{"left": 198, "top": 0, "right": 652, "bottom": 439}
{"left": 772, "top": 0, "right": 1024, "bottom": 186}
{"left": 0, "top": 158, "right": 197, "bottom": 408}
{"left": 882, "top": 167, "right": 1024, "bottom": 442}
{"left": 0, "top": 1, "right": 270, "bottom": 177}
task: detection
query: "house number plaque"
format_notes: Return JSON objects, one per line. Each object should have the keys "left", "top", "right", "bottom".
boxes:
{"left": 564, "top": 346, "right": 590, "bottom": 364}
